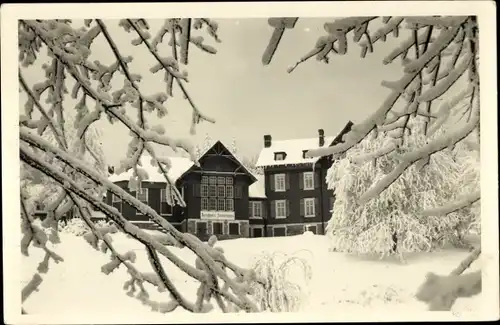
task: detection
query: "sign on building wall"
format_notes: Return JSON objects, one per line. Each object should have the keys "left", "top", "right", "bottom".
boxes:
{"left": 200, "top": 210, "right": 235, "bottom": 220}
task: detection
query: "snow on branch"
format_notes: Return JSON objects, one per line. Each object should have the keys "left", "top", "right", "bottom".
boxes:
{"left": 20, "top": 130, "right": 260, "bottom": 312}
{"left": 262, "top": 18, "right": 298, "bottom": 65}
{"left": 357, "top": 105, "right": 479, "bottom": 205}
{"left": 123, "top": 18, "right": 216, "bottom": 130}
{"left": 421, "top": 191, "right": 480, "bottom": 216}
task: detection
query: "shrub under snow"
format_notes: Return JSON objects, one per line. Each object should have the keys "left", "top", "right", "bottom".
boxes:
{"left": 325, "top": 117, "right": 480, "bottom": 258}
{"left": 248, "top": 251, "right": 312, "bottom": 312}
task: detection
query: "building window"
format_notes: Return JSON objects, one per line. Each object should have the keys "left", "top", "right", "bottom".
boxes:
{"left": 201, "top": 174, "right": 234, "bottom": 211}
{"left": 212, "top": 222, "right": 223, "bottom": 235}
{"left": 305, "top": 225, "right": 317, "bottom": 234}
{"left": 274, "top": 152, "right": 286, "bottom": 161}
{"left": 303, "top": 172, "right": 314, "bottom": 190}
{"left": 111, "top": 194, "right": 122, "bottom": 213}
{"left": 252, "top": 227, "right": 263, "bottom": 238}
{"left": 229, "top": 222, "right": 240, "bottom": 235}
{"left": 304, "top": 198, "right": 315, "bottom": 217}
{"left": 218, "top": 198, "right": 225, "bottom": 211}
{"left": 112, "top": 194, "right": 121, "bottom": 203}
{"left": 136, "top": 188, "right": 148, "bottom": 203}
{"left": 273, "top": 226, "right": 286, "bottom": 237}
{"left": 160, "top": 188, "right": 173, "bottom": 215}
{"left": 208, "top": 185, "right": 217, "bottom": 197}
{"left": 226, "top": 199, "right": 234, "bottom": 211}
{"left": 226, "top": 185, "right": 234, "bottom": 198}
{"left": 201, "top": 197, "right": 209, "bottom": 210}
{"left": 275, "top": 200, "right": 287, "bottom": 219}
{"left": 218, "top": 185, "right": 226, "bottom": 197}
{"left": 201, "top": 184, "right": 209, "bottom": 197}
{"left": 209, "top": 198, "right": 217, "bottom": 210}
{"left": 274, "top": 174, "right": 286, "bottom": 192}
{"left": 250, "top": 201, "right": 262, "bottom": 218}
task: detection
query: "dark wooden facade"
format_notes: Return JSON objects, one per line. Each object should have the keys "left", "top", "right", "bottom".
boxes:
{"left": 107, "top": 141, "right": 257, "bottom": 241}
{"left": 106, "top": 123, "right": 353, "bottom": 240}
{"left": 257, "top": 122, "right": 354, "bottom": 237}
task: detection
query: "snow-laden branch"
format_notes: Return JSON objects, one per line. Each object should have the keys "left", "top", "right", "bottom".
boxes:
{"left": 357, "top": 104, "right": 479, "bottom": 205}
{"left": 262, "top": 18, "right": 298, "bottom": 65}
{"left": 20, "top": 129, "right": 260, "bottom": 312}
{"left": 306, "top": 22, "right": 465, "bottom": 160}
{"left": 350, "top": 140, "right": 400, "bottom": 165}
{"left": 125, "top": 19, "right": 216, "bottom": 129}
{"left": 421, "top": 191, "right": 480, "bottom": 216}
{"left": 286, "top": 17, "right": 377, "bottom": 73}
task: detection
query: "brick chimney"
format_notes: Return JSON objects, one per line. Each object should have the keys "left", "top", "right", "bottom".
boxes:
{"left": 318, "top": 129, "right": 325, "bottom": 147}
{"left": 264, "top": 134, "right": 272, "bottom": 148}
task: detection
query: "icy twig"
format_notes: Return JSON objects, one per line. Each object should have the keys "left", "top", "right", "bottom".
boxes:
{"left": 421, "top": 191, "right": 480, "bottom": 216}
{"left": 20, "top": 133, "right": 260, "bottom": 312}
{"left": 127, "top": 19, "right": 215, "bottom": 128}
{"left": 357, "top": 104, "right": 479, "bottom": 205}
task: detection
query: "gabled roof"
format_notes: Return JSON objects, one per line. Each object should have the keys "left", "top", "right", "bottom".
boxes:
{"left": 255, "top": 122, "right": 353, "bottom": 168}
{"left": 108, "top": 155, "right": 195, "bottom": 184}
{"left": 191, "top": 140, "right": 258, "bottom": 183}
{"left": 249, "top": 174, "right": 266, "bottom": 198}
{"left": 108, "top": 140, "right": 258, "bottom": 185}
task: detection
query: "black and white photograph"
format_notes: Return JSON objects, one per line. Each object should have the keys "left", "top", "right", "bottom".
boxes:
{"left": 2, "top": 1, "right": 498, "bottom": 323}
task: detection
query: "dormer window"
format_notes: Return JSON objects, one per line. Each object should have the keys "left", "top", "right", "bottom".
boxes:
{"left": 274, "top": 152, "right": 286, "bottom": 161}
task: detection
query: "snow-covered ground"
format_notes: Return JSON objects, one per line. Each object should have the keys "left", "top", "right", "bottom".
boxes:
{"left": 21, "top": 230, "right": 484, "bottom": 322}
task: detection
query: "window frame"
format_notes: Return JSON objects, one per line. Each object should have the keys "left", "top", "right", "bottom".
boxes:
{"left": 274, "top": 173, "right": 286, "bottom": 192}
{"left": 228, "top": 222, "right": 240, "bottom": 235}
{"left": 275, "top": 199, "right": 287, "bottom": 219}
{"left": 201, "top": 197, "right": 209, "bottom": 211}
{"left": 136, "top": 187, "right": 148, "bottom": 203}
{"left": 225, "top": 198, "right": 234, "bottom": 211}
{"left": 212, "top": 221, "right": 224, "bottom": 235}
{"left": 273, "top": 226, "right": 286, "bottom": 237}
{"left": 304, "top": 198, "right": 315, "bottom": 217}
{"left": 251, "top": 201, "right": 262, "bottom": 218}
{"left": 303, "top": 172, "right": 314, "bottom": 190}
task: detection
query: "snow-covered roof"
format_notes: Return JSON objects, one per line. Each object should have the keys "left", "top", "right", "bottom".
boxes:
{"left": 256, "top": 136, "right": 335, "bottom": 168}
{"left": 249, "top": 174, "right": 266, "bottom": 199}
{"left": 199, "top": 140, "right": 258, "bottom": 183}
{"left": 108, "top": 155, "right": 195, "bottom": 184}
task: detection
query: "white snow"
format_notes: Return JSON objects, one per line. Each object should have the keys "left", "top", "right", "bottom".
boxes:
{"left": 109, "top": 154, "right": 194, "bottom": 184}
{"left": 256, "top": 136, "right": 336, "bottom": 168}
{"left": 21, "top": 231, "right": 483, "bottom": 321}
{"left": 249, "top": 174, "right": 266, "bottom": 199}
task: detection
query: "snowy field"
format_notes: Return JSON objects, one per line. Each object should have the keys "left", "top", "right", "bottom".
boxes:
{"left": 21, "top": 229, "right": 483, "bottom": 321}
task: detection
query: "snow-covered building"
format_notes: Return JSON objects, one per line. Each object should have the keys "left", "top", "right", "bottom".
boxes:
{"left": 107, "top": 140, "right": 258, "bottom": 241}
{"left": 248, "top": 174, "right": 267, "bottom": 237}
{"left": 255, "top": 121, "right": 353, "bottom": 236}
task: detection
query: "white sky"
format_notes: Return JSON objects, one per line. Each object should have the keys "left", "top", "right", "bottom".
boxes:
{"left": 20, "top": 18, "right": 455, "bottom": 166}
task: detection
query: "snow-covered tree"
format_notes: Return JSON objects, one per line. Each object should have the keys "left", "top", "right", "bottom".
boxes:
{"left": 325, "top": 117, "right": 479, "bottom": 257}
{"left": 19, "top": 19, "right": 261, "bottom": 314}
{"left": 195, "top": 132, "right": 213, "bottom": 159}
{"left": 262, "top": 16, "right": 481, "bottom": 310}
